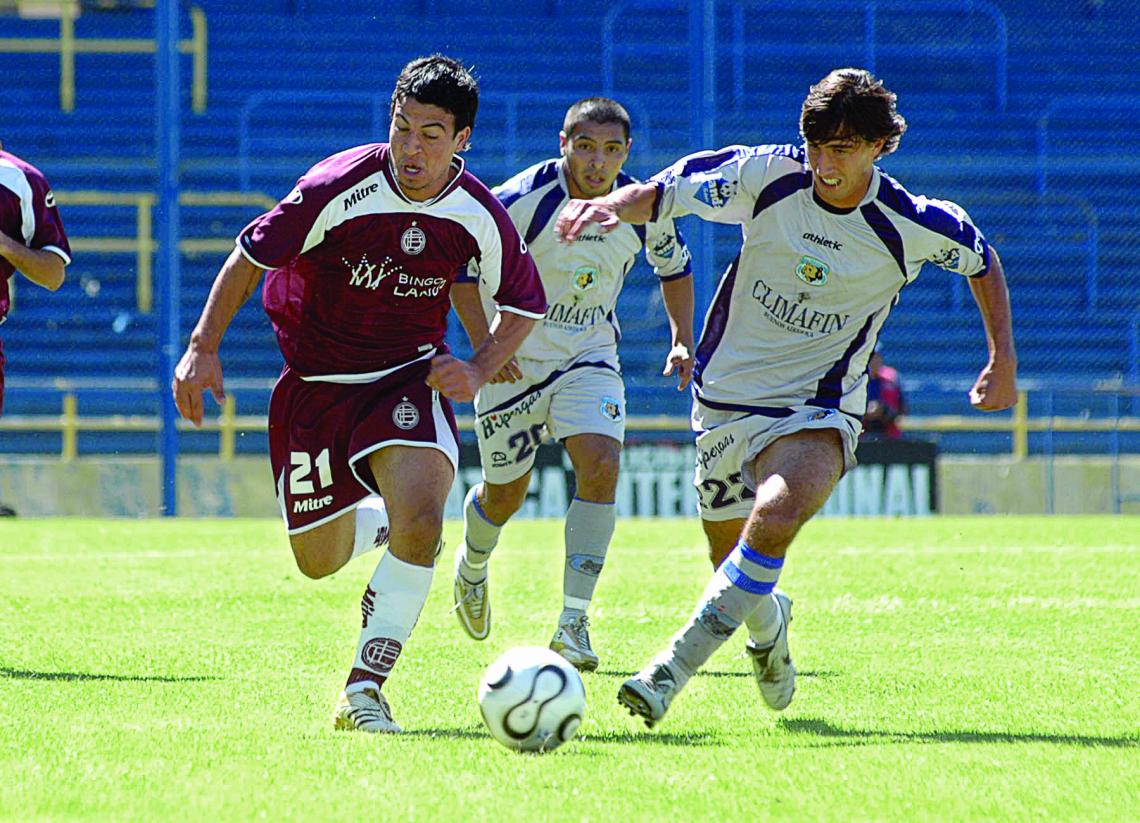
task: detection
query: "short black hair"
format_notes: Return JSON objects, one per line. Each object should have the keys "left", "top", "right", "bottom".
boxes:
{"left": 562, "top": 97, "right": 632, "bottom": 142}
{"left": 800, "top": 68, "right": 907, "bottom": 157}
{"left": 391, "top": 54, "right": 479, "bottom": 135}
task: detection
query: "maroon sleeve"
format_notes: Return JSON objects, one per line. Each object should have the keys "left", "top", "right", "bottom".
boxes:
{"left": 237, "top": 174, "right": 330, "bottom": 270}
{"left": 464, "top": 176, "right": 546, "bottom": 317}
{"left": 28, "top": 169, "right": 70, "bottom": 263}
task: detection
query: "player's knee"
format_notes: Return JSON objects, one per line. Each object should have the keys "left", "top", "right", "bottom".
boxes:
{"left": 480, "top": 480, "right": 527, "bottom": 523}
{"left": 575, "top": 453, "right": 620, "bottom": 500}
{"left": 292, "top": 550, "right": 341, "bottom": 580}
{"left": 749, "top": 507, "right": 808, "bottom": 550}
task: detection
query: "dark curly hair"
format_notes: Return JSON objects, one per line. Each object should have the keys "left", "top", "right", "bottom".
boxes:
{"left": 800, "top": 68, "right": 907, "bottom": 157}
{"left": 391, "top": 54, "right": 479, "bottom": 137}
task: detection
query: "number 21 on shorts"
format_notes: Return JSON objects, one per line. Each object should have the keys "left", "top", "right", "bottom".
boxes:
{"left": 290, "top": 448, "right": 333, "bottom": 494}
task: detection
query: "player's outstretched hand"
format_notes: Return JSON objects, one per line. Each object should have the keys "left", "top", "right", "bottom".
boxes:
{"left": 172, "top": 347, "right": 225, "bottom": 427}
{"left": 427, "top": 354, "right": 483, "bottom": 403}
{"left": 488, "top": 356, "right": 522, "bottom": 385}
{"left": 969, "top": 358, "right": 1018, "bottom": 411}
{"left": 663, "top": 343, "right": 694, "bottom": 391}
{"left": 554, "top": 198, "right": 620, "bottom": 243}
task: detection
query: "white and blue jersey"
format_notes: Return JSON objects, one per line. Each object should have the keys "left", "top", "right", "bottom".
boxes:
{"left": 461, "top": 158, "right": 692, "bottom": 364}
{"left": 651, "top": 143, "right": 990, "bottom": 423}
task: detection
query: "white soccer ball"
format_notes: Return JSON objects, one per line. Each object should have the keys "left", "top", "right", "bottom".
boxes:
{"left": 477, "top": 646, "right": 586, "bottom": 753}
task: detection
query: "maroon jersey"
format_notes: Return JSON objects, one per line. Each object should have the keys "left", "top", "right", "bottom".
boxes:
{"left": 238, "top": 143, "right": 547, "bottom": 377}
{"left": 0, "top": 150, "right": 71, "bottom": 322}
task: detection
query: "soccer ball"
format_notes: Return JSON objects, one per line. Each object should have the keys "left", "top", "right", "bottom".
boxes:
{"left": 477, "top": 646, "right": 586, "bottom": 753}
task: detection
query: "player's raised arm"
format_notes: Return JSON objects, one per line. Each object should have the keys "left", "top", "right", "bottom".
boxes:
{"left": 555, "top": 181, "right": 658, "bottom": 242}
{"left": 966, "top": 248, "right": 1018, "bottom": 411}
{"left": 172, "top": 247, "right": 265, "bottom": 426}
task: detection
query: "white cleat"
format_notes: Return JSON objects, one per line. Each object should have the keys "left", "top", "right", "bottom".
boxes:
{"left": 452, "top": 547, "right": 490, "bottom": 640}
{"left": 550, "top": 614, "right": 599, "bottom": 672}
{"left": 745, "top": 590, "right": 796, "bottom": 711}
{"left": 334, "top": 684, "right": 402, "bottom": 733}
{"left": 617, "top": 662, "right": 681, "bottom": 729}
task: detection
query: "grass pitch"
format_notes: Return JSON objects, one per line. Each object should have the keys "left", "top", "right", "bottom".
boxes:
{"left": 1, "top": 516, "right": 1137, "bottom": 821}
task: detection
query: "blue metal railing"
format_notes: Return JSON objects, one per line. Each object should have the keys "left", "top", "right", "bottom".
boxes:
{"left": 237, "top": 91, "right": 390, "bottom": 191}
{"left": 726, "top": 0, "right": 1007, "bottom": 113}
{"left": 1035, "top": 95, "right": 1140, "bottom": 197}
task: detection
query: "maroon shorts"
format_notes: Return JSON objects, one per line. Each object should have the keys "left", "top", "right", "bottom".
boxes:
{"left": 268, "top": 358, "right": 459, "bottom": 534}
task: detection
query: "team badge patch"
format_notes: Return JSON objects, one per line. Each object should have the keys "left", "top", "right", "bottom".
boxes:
{"left": 361, "top": 637, "right": 403, "bottom": 674}
{"left": 795, "top": 255, "right": 830, "bottom": 286}
{"left": 694, "top": 177, "right": 737, "bottom": 209}
{"left": 599, "top": 396, "right": 623, "bottom": 422}
{"left": 401, "top": 225, "right": 427, "bottom": 255}
{"left": 392, "top": 397, "right": 420, "bottom": 430}
{"left": 808, "top": 408, "right": 837, "bottom": 421}
{"left": 572, "top": 266, "right": 598, "bottom": 292}
{"left": 652, "top": 233, "right": 676, "bottom": 259}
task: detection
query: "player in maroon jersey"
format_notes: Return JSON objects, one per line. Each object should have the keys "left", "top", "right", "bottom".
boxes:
{"left": 0, "top": 141, "right": 71, "bottom": 420}
{"left": 172, "top": 56, "right": 547, "bottom": 732}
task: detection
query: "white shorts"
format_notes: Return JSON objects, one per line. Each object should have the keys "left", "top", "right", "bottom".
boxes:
{"left": 474, "top": 356, "right": 625, "bottom": 484}
{"left": 692, "top": 403, "right": 862, "bottom": 522}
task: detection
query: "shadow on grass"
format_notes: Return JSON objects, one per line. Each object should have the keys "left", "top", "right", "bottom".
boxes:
{"left": 0, "top": 666, "right": 220, "bottom": 683}
{"left": 401, "top": 726, "right": 717, "bottom": 746}
{"left": 782, "top": 717, "right": 1140, "bottom": 749}
{"left": 595, "top": 669, "right": 838, "bottom": 680}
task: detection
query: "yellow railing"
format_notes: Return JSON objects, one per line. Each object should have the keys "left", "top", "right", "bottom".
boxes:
{"left": 2, "top": 390, "right": 1138, "bottom": 462}
{"left": 0, "top": 3, "right": 208, "bottom": 113}
{"left": 52, "top": 190, "right": 276, "bottom": 313}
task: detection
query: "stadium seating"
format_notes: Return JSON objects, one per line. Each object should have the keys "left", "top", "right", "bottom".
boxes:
{"left": 0, "top": 0, "right": 1137, "bottom": 454}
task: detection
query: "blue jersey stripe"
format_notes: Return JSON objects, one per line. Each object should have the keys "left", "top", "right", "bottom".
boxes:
{"left": 875, "top": 173, "right": 991, "bottom": 270}
{"left": 860, "top": 201, "right": 907, "bottom": 280}
{"left": 476, "top": 360, "right": 619, "bottom": 417}
{"left": 808, "top": 313, "right": 878, "bottom": 408}
{"left": 524, "top": 183, "right": 567, "bottom": 246}
{"left": 752, "top": 171, "right": 812, "bottom": 218}
{"left": 680, "top": 148, "right": 742, "bottom": 178}
{"left": 693, "top": 252, "right": 742, "bottom": 387}
{"left": 497, "top": 159, "right": 560, "bottom": 209}
{"left": 694, "top": 395, "right": 796, "bottom": 417}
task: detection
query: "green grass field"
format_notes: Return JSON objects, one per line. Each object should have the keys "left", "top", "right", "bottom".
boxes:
{"left": 1, "top": 516, "right": 1137, "bottom": 821}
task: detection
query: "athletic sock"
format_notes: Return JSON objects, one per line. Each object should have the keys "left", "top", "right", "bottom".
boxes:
{"left": 744, "top": 592, "right": 783, "bottom": 648}
{"left": 460, "top": 484, "right": 501, "bottom": 582}
{"left": 560, "top": 497, "right": 615, "bottom": 617}
{"left": 345, "top": 551, "right": 434, "bottom": 691}
{"left": 660, "top": 540, "right": 784, "bottom": 681}
{"left": 349, "top": 495, "right": 390, "bottom": 561}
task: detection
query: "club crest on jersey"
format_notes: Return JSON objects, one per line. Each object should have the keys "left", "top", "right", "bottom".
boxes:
{"left": 392, "top": 397, "right": 420, "bottom": 430}
{"left": 45, "top": 191, "right": 57, "bottom": 208}
{"left": 795, "top": 255, "right": 830, "bottom": 286}
{"left": 694, "top": 177, "right": 737, "bottom": 209}
{"left": 572, "top": 266, "right": 598, "bottom": 292}
{"left": 401, "top": 225, "right": 427, "bottom": 255}
{"left": 599, "top": 396, "right": 623, "bottom": 422}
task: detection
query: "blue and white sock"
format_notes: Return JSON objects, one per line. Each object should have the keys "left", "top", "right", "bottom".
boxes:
{"left": 661, "top": 540, "right": 784, "bottom": 682}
